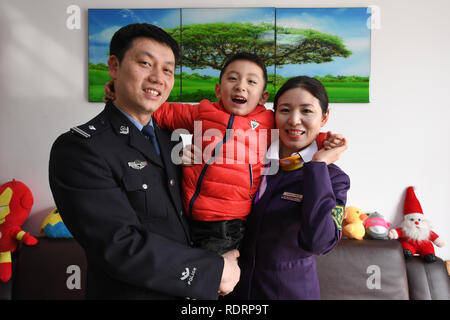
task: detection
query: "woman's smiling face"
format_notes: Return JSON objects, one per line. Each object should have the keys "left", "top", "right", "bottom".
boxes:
{"left": 275, "top": 87, "right": 329, "bottom": 158}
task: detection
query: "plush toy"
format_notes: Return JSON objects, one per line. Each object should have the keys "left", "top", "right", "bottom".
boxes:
{"left": 343, "top": 206, "right": 368, "bottom": 240}
{"left": 40, "top": 207, "right": 73, "bottom": 238}
{"left": 0, "top": 180, "right": 38, "bottom": 282}
{"left": 388, "top": 186, "right": 445, "bottom": 263}
{"left": 363, "top": 212, "right": 391, "bottom": 240}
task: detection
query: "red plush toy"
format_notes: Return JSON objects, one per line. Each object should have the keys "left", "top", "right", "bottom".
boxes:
{"left": 388, "top": 186, "right": 445, "bottom": 263}
{"left": 0, "top": 179, "right": 38, "bottom": 282}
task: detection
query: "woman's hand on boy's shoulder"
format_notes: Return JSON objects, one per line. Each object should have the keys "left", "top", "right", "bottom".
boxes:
{"left": 313, "top": 132, "right": 348, "bottom": 165}
{"left": 323, "top": 131, "right": 346, "bottom": 150}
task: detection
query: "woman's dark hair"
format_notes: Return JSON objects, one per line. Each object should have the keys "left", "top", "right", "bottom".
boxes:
{"left": 109, "top": 23, "right": 180, "bottom": 64}
{"left": 219, "top": 52, "right": 268, "bottom": 90}
{"left": 273, "top": 76, "right": 329, "bottom": 114}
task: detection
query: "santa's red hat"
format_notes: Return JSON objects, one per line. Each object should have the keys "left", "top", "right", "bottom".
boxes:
{"left": 404, "top": 186, "right": 423, "bottom": 215}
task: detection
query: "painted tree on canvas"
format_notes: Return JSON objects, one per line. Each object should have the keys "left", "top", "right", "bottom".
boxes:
{"left": 166, "top": 23, "right": 351, "bottom": 70}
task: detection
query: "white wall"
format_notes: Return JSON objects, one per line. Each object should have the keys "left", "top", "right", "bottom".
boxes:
{"left": 1, "top": 0, "right": 449, "bottom": 260}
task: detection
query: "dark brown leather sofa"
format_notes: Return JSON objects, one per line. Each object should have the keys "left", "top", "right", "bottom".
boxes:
{"left": 0, "top": 238, "right": 448, "bottom": 300}
{"left": 316, "top": 239, "right": 449, "bottom": 300}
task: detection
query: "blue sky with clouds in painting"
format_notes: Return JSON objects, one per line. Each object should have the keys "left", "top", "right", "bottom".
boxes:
{"left": 89, "top": 9, "right": 180, "bottom": 64}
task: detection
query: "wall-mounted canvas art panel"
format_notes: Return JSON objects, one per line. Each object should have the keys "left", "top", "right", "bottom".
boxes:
{"left": 275, "top": 8, "right": 371, "bottom": 102}
{"left": 88, "top": 8, "right": 370, "bottom": 103}
{"left": 179, "top": 8, "right": 275, "bottom": 102}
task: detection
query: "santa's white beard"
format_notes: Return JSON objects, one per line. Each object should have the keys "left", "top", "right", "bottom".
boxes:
{"left": 400, "top": 217, "right": 431, "bottom": 241}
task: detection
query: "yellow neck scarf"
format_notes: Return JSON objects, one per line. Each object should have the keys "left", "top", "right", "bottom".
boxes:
{"left": 279, "top": 154, "right": 304, "bottom": 171}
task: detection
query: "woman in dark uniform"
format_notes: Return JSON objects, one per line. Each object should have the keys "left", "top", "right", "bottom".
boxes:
{"left": 231, "top": 76, "right": 350, "bottom": 300}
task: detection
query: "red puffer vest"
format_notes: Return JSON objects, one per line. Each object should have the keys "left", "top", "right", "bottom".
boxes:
{"left": 153, "top": 100, "right": 274, "bottom": 221}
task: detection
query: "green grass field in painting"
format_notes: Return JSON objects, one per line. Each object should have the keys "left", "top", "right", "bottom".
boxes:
{"left": 89, "top": 69, "right": 112, "bottom": 102}
{"left": 322, "top": 82, "right": 369, "bottom": 103}
{"left": 89, "top": 68, "right": 369, "bottom": 103}
{"left": 180, "top": 79, "right": 368, "bottom": 103}
{"left": 179, "top": 79, "right": 368, "bottom": 103}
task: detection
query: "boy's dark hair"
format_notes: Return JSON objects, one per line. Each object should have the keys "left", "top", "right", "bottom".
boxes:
{"left": 273, "top": 76, "right": 329, "bottom": 114}
{"left": 219, "top": 52, "right": 268, "bottom": 90}
{"left": 110, "top": 23, "right": 180, "bottom": 64}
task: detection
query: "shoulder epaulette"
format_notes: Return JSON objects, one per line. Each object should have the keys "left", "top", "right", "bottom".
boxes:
{"left": 70, "top": 118, "right": 110, "bottom": 139}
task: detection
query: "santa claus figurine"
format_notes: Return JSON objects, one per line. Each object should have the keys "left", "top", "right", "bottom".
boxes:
{"left": 388, "top": 186, "right": 445, "bottom": 263}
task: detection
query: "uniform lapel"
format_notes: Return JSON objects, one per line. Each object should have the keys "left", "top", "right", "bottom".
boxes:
{"left": 155, "top": 123, "right": 179, "bottom": 210}
{"left": 129, "top": 131, "right": 164, "bottom": 168}
{"left": 154, "top": 122, "right": 173, "bottom": 175}
{"left": 154, "top": 122, "right": 191, "bottom": 240}
{"left": 105, "top": 102, "right": 164, "bottom": 168}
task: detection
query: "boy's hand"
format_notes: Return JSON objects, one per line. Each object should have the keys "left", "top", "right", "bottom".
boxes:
{"left": 179, "top": 144, "right": 202, "bottom": 166}
{"left": 103, "top": 80, "right": 116, "bottom": 103}
{"left": 323, "top": 131, "right": 346, "bottom": 150}
{"left": 312, "top": 135, "right": 347, "bottom": 165}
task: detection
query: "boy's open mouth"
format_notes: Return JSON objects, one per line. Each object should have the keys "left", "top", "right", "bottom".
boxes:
{"left": 232, "top": 97, "right": 247, "bottom": 104}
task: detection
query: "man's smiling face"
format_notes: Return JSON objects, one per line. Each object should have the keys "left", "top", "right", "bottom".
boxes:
{"left": 108, "top": 37, "right": 175, "bottom": 125}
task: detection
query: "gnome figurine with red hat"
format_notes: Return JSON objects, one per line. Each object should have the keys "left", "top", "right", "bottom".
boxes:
{"left": 388, "top": 186, "right": 445, "bottom": 262}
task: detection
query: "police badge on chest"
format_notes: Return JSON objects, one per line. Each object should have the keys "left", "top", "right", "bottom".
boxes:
{"left": 128, "top": 159, "right": 148, "bottom": 170}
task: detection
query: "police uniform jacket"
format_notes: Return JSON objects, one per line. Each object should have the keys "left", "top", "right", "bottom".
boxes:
{"left": 49, "top": 101, "right": 223, "bottom": 299}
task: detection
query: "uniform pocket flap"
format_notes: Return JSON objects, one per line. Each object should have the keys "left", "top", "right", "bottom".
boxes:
{"left": 122, "top": 173, "right": 148, "bottom": 192}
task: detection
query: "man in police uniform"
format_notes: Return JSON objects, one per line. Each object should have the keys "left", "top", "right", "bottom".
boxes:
{"left": 49, "top": 23, "right": 240, "bottom": 299}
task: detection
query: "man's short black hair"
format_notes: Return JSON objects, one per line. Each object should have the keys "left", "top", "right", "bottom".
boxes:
{"left": 219, "top": 52, "right": 268, "bottom": 90}
{"left": 109, "top": 23, "right": 180, "bottom": 64}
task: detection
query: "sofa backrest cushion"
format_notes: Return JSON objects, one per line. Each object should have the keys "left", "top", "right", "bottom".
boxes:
{"left": 406, "top": 256, "right": 450, "bottom": 300}
{"left": 316, "top": 239, "right": 409, "bottom": 299}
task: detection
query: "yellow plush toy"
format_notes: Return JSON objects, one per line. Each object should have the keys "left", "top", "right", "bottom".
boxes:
{"left": 343, "top": 206, "right": 368, "bottom": 240}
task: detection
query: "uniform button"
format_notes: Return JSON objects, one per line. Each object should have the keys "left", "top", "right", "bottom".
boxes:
{"left": 142, "top": 184, "right": 148, "bottom": 190}
{"left": 169, "top": 178, "right": 175, "bottom": 186}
